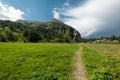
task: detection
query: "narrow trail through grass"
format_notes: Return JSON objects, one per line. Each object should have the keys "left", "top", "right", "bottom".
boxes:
{"left": 72, "top": 46, "right": 87, "bottom": 80}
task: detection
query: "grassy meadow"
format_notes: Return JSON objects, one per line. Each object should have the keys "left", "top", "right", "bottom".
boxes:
{"left": 82, "top": 43, "right": 120, "bottom": 80}
{"left": 0, "top": 43, "right": 120, "bottom": 80}
{"left": 0, "top": 43, "right": 79, "bottom": 80}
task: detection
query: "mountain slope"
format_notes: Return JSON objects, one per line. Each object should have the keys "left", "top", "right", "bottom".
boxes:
{"left": 0, "top": 19, "right": 81, "bottom": 43}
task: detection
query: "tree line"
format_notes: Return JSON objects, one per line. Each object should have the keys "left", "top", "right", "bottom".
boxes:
{"left": 81, "top": 35, "right": 120, "bottom": 43}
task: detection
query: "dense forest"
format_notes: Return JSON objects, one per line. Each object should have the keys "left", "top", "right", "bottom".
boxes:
{"left": 0, "top": 19, "right": 81, "bottom": 43}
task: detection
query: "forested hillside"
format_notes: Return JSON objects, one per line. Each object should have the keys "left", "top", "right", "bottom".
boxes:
{"left": 0, "top": 19, "right": 81, "bottom": 43}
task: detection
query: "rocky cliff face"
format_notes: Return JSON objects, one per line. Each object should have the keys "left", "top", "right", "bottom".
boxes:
{"left": 43, "top": 19, "right": 81, "bottom": 42}
{"left": 73, "top": 30, "right": 81, "bottom": 42}
{"left": 0, "top": 19, "right": 81, "bottom": 43}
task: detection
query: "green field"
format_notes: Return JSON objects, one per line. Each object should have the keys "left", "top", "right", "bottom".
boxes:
{"left": 0, "top": 43, "right": 120, "bottom": 80}
{"left": 0, "top": 43, "right": 79, "bottom": 80}
{"left": 82, "top": 43, "right": 120, "bottom": 80}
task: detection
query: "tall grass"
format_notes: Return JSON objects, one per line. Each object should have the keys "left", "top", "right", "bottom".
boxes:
{"left": 0, "top": 43, "right": 79, "bottom": 80}
{"left": 82, "top": 44, "right": 120, "bottom": 80}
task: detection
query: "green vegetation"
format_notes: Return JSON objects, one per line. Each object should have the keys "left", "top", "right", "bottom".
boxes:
{"left": 82, "top": 44, "right": 120, "bottom": 80}
{"left": 0, "top": 43, "right": 79, "bottom": 80}
{"left": 81, "top": 35, "right": 120, "bottom": 43}
{"left": 0, "top": 19, "right": 81, "bottom": 43}
{"left": 0, "top": 42, "right": 120, "bottom": 80}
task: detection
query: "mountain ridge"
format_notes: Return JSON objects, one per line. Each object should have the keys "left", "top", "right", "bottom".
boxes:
{"left": 0, "top": 19, "right": 81, "bottom": 43}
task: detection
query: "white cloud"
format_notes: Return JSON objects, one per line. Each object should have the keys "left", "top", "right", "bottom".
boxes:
{"left": 63, "top": 2, "right": 70, "bottom": 7}
{"left": 52, "top": 8, "right": 60, "bottom": 20}
{"left": 52, "top": 1, "right": 71, "bottom": 20}
{"left": 0, "top": 1, "right": 24, "bottom": 21}
{"left": 61, "top": 0, "right": 120, "bottom": 37}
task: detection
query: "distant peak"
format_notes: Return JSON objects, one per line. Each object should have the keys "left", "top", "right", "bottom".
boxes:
{"left": 50, "top": 18, "right": 64, "bottom": 23}
{"left": 53, "top": 18, "right": 59, "bottom": 21}
{"left": 51, "top": 18, "right": 60, "bottom": 22}
{"left": 16, "top": 19, "right": 24, "bottom": 22}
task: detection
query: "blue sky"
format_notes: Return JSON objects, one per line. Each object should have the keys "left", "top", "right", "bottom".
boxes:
{"left": 0, "top": 0, "right": 120, "bottom": 38}
{"left": 2, "top": 0, "right": 83, "bottom": 21}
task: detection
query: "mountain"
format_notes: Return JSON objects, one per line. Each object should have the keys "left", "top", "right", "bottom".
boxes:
{"left": 0, "top": 19, "right": 81, "bottom": 43}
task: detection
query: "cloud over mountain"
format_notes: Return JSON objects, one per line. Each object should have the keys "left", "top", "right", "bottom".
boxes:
{"left": 55, "top": 0, "right": 120, "bottom": 37}
{"left": 0, "top": 1, "right": 24, "bottom": 21}
{"left": 52, "top": 8, "right": 60, "bottom": 20}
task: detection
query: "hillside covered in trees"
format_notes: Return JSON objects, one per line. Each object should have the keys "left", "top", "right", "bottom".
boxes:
{"left": 0, "top": 19, "right": 81, "bottom": 43}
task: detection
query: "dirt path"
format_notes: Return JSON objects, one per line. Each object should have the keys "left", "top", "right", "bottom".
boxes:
{"left": 72, "top": 46, "right": 87, "bottom": 80}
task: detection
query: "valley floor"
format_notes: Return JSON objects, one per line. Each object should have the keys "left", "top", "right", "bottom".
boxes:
{"left": 81, "top": 43, "right": 120, "bottom": 80}
{"left": 0, "top": 43, "right": 120, "bottom": 80}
